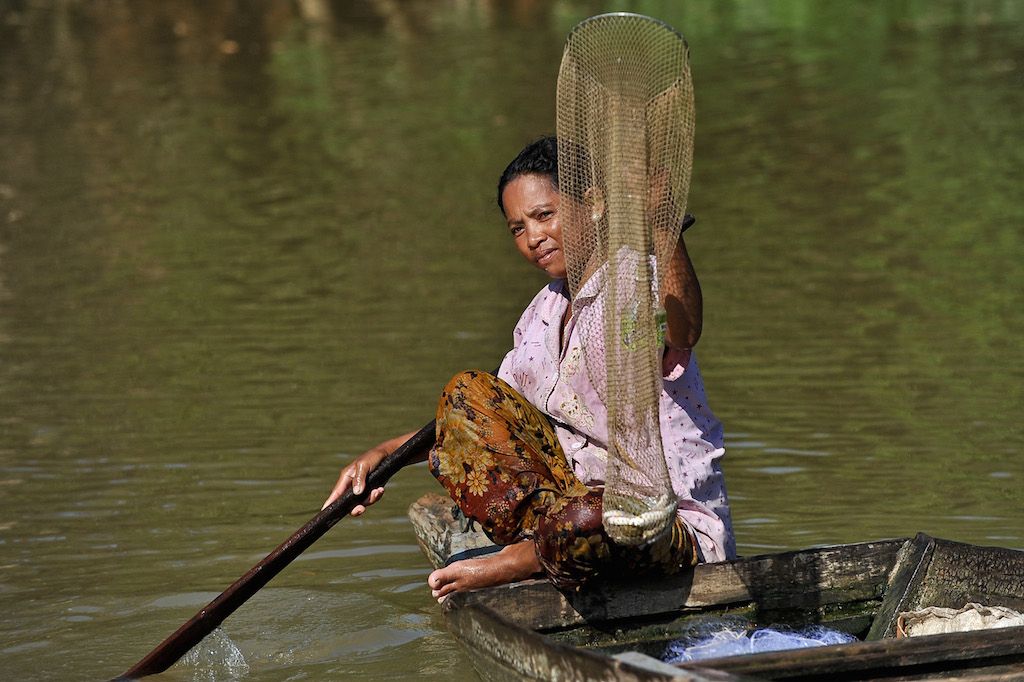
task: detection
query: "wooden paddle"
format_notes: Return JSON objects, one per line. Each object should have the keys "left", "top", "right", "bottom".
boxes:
{"left": 113, "top": 420, "right": 436, "bottom": 680}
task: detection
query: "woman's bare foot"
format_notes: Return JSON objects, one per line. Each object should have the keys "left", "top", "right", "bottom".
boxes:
{"left": 427, "top": 541, "right": 541, "bottom": 603}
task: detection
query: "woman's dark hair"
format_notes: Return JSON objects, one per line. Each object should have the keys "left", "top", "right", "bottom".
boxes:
{"left": 496, "top": 136, "right": 597, "bottom": 215}
{"left": 496, "top": 136, "right": 559, "bottom": 215}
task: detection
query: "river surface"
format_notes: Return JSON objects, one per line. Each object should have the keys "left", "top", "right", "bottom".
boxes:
{"left": 1, "top": 1, "right": 1022, "bottom": 680}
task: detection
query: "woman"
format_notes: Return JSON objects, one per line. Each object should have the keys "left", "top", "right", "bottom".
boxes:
{"left": 324, "top": 137, "right": 734, "bottom": 601}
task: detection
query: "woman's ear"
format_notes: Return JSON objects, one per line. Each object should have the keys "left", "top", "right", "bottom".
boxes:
{"left": 584, "top": 187, "right": 606, "bottom": 223}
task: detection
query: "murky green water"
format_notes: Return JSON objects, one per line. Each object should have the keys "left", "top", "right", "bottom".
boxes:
{"left": 1, "top": 1, "right": 1021, "bottom": 679}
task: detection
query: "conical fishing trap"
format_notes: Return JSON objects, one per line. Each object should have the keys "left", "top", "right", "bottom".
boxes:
{"left": 556, "top": 13, "right": 695, "bottom": 546}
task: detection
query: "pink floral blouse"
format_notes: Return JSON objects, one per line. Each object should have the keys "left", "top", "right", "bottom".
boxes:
{"left": 497, "top": 278, "right": 736, "bottom": 563}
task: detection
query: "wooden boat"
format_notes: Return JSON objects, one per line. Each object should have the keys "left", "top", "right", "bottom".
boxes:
{"left": 409, "top": 493, "right": 1024, "bottom": 681}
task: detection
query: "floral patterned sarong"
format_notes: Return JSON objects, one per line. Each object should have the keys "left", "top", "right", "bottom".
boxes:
{"left": 428, "top": 370, "right": 698, "bottom": 590}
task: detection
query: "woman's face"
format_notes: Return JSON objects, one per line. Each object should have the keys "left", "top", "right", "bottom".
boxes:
{"left": 501, "top": 173, "right": 567, "bottom": 279}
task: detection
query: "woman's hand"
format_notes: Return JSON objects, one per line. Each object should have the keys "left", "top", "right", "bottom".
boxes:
{"left": 321, "top": 430, "right": 421, "bottom": 515}
{"left": 322, "top": 447, "right": 387, "bottom": 515}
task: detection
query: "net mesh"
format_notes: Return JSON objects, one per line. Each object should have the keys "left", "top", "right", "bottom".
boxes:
{"left": 556, "top": 13, "right": 694, "bottom": 545}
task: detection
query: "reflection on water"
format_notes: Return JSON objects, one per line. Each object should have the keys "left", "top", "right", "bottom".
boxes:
{"left": 1, "top": 1, "right": 1022, "bottom": 679}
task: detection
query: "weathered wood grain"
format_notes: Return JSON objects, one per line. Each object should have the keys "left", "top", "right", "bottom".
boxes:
{"left": 677, "top": 624, "right": 1024, "bottom": 680}
{"left": 408, "top": 492, "right": 497, "bottom": 570}
{"left": 912, "top": 538, "right": 1024, "bottom": 613}
{"left": 455, "top": 539, "right": 904, "bottom": 630}
{"left": 868, "top": 533, "right": 936, "bottom": 640}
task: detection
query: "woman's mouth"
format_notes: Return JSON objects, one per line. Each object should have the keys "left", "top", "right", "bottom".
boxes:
{"left": 537, "top": 249, "right": 558, "bottom": 267}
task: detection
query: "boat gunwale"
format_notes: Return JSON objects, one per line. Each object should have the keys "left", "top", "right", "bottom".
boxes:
{"left": 443, "top": 536, "right": 910, "bottom": 632}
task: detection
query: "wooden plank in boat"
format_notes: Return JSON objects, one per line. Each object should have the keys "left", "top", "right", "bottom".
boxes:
{"left": 677, "top": 624, "right": 1024, "bottom": 680}
{"left": 458, "top": 537, "right": 904, "bottom": 632}
{"left": 408, "top": 492, "right": 498, "bottom": 570}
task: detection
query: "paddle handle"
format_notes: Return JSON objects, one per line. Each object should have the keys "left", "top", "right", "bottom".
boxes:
{"left": 114, "top": 420, "right": 437, "bottom": 680}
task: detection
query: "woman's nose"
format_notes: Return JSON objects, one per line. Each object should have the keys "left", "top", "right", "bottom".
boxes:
{"left": 526, "top": 224, "right": 545, "bottom": 247}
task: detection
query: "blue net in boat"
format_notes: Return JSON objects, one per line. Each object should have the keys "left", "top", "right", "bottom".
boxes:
{"left": 663, "top": 624, "right": 857, "bottom": 663}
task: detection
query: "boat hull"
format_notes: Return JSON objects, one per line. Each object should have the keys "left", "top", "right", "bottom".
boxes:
{"left": 409, "top": 493, "right": 1024, "bottom": 681}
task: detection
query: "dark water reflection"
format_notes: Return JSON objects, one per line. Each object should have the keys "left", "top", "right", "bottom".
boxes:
{"left": 1, "top": 1, "right": 1021, "bottom": 679}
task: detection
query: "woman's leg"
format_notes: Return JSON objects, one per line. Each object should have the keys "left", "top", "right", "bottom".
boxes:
{"left": 536, "top": 496, "right": 699, "bottom": 588}
{"left": 428, "top": 369, "right": 588, "bottom": 545}
{"left": 429, "top": 369, "right": 698, "bottom": 591}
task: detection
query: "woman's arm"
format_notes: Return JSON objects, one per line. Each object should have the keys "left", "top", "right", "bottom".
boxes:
{"left": 661, "top": 230, "right": 703, "bottom": 350}
{"left": 322, "top": 429, "right": 425, "bottom": 514}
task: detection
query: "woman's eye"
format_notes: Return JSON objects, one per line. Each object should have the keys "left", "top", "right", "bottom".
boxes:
{"left": 510, "top": 225, "right": 524, "bottom": 236}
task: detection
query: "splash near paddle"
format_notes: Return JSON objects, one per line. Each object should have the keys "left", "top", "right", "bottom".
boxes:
{"left": 556, "top": 13, "right": 694, "bottom": 545}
